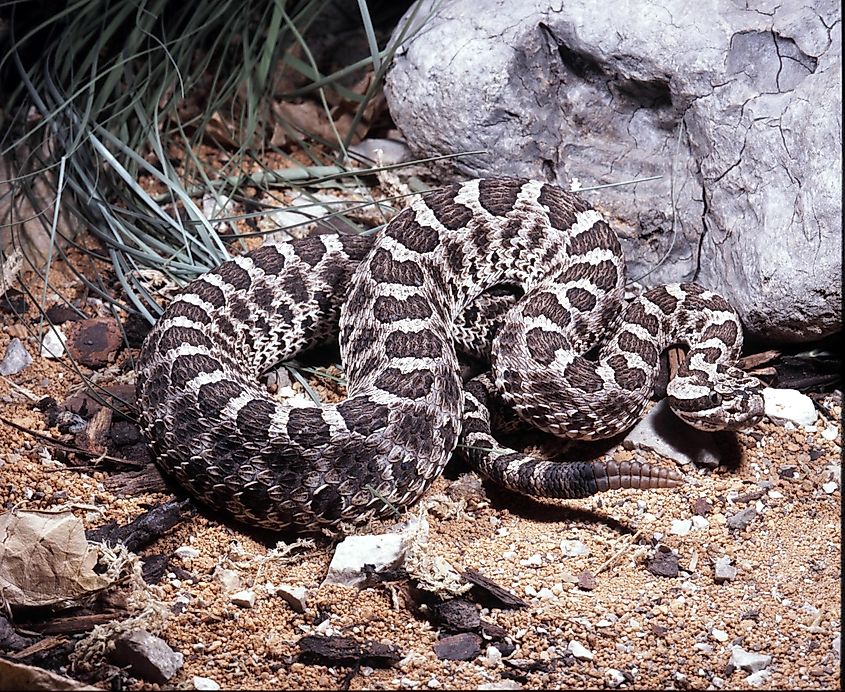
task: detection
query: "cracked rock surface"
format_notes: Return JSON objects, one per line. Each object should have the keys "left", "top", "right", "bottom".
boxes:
{"left": 385, "top": 0, "right": 841, "bottom": 342}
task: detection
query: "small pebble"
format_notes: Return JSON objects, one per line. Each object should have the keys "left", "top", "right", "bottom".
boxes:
{"left": 484, "top": 645, "right": 502, "bottom": 667}
{"left": 822, "top": 481, "right": 838, "bottom": 494}
{"left": 577, "top": 571, "right": 596, "bottom": 591}
{"left": 821, "top": 425, "right": 838, "bottom": 440}
{"left": 40, "top": 327, "right": 66, "bottom": 359}
{"left": 433, "top": 633, "right": 482, "bottom": 661}
{"left": 174, "top": 546, "right": 200, "bottom": 560}
{"left": 567, "top": 640, "right": 594, "bottom": 661}
{"left": 272, "top": 583, "right": 308, "bottom": 613}
{"left": 711, "top": 628, "right": 729, "bottom": 642}
{"left": 110, "top": 630, "right": 183, "bottom": 684}
{"left": 230, "top": 589, "right": 256, "bottom": 608}
{"left": 726, "top": 507, "right": 757, "bottom": 531}
{"left": 559, "top": 539, "right": 589, "bottom": 557}
{"left": 713, "top": 556, "right": 738, "bottom": 584}
{"left": 745, "top": 670, "right": 772, "bottom": 687}
{"left": 193, "top": 676, "right": 221, "bottom": 690}
{"left": 691, "top": 515, "right": 709, "bottom": 530}
{"left": 670, "top": 518, "right": 692, "bottom": 536}
{"left": 730, "top": 645, "right": 772, "bottom": 672}
{"left": 604, "top": 668, "right": 626, "bottom": 687}
{"left": 646, "top": 545, "right": 679, "bottom": 578}
{"left": 213, "top": 567, "right": 242, "bottom": 593}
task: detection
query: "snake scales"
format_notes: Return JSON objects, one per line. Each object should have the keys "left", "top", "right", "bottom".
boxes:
{"left": 136, "top": 178, "right": 765, "bottom": 531}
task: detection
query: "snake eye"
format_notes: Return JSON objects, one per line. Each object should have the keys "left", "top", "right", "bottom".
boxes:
{"left": 708, "top": 392, "right": 723, "bottom": 407}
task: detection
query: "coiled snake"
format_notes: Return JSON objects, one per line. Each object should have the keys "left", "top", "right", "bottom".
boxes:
{"left": 136, "top": 178, "right": 765, "bottom": 531}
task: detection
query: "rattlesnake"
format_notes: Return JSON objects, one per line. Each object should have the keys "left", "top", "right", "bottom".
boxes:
{"left": 136, "top": 178, "right": 765, "bottom": 531}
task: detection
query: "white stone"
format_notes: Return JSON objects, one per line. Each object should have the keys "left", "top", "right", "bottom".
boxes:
{"left": 174, "top": 546, "right": 200, "bottom": 559}
{"left": 605, "top": 668, "right": 626, "bottom": 687}
{"left": 567, "top": 640, "right": 594, "bottom": 661}
{"left": 730, "top": 645, "right": 772, "bottom": 673}
{"left": 559, "top": 539, "right": 589, "bottom": 557}
{"left": 323, "top": 531, "right": 407, "bottom": 588}
{"left": 477, "top": 681, "right": 523, "bottom": 690}
{"left": 763, "top": 388, "right": 818, "bottom": 426}
{"left": 832, "top": 633, "right": 840, "bottom": 659}
{"left": 193, "top": 676, "right": 221, "bottom": 690}
{"left": 821, "top": 425, "right": 838, "bottom": 440}
{"left": 691, "top": 515, "right": 710, "bottom": 530}
{"left": 230, "top": 589, "right": 256, "bottom": 608}
{"left": 520, "top": 553, "right": 543, "bottom": 567}
{"left": 40, "top": 327, "right": 66, "bottom": 359}
{"left": 0, "top": 338, "right": 33, "bottom": 376}
{"left": 484, "top": 645, "right": 502, "bottom": 667}
{"left": 711, "top": 628, "right": 729, "bottom": 642}
{"left": 822, "top": 481, "right": 838, "bottom": 494}
{"left": 670, "top": 518, "right": 692, "bottom": 536}
{"left": 713, "top": 556, "right": 738, "bottom": 583}
{"left": 212, "top": 567, "right": 242, "bottom": 593}
{"left": 745, "top": 670, "right": 772, "bottom": 686}
{"left": 273, "top": 583, "right": 308, "bottom": 613}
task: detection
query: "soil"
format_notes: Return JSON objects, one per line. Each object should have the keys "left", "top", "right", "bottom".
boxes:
{"left": 0, "top": 243, "right": 841, "bottom": 691}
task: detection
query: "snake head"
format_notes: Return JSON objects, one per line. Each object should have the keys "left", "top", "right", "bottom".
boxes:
{"left": 667, "top": 366, "right": 766, "bottom": 432}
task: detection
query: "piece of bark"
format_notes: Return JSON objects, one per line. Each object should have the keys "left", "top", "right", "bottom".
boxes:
{"left": 29, "top": 612, "right": 128, "bottom": 635}
{"left": 737, "top": 349, "right": 781, "bottom": 370}
{"left": 85, "top": 499, "right": 190, "bottom": 552}
{"left": 74, "top": 405, "right": 112, "bottom": 455}
{"left": 460, "top": 568, "right": 528, "bottom": 609}
{"left": 297, "top": 635, "right": 402, "bottom": 668}
{"left": 104, "top": 465, "right": 170, "bottom": 497}
{"left": 432, "top": 599, "right": 481, "bottom": 633}
{"left": 7, "top": 635, "right": 68, "bottom": 660}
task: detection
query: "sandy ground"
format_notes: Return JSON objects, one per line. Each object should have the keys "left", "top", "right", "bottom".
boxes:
{"left": 0, "top": 284, "right": 841, "bottom": 691}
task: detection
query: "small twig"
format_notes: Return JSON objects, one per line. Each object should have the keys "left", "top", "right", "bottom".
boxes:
{"left": 576, "top": 174, "right": 662, "bottom": 192}
{"left": 593, "top": 528, "right": 645, "bottom": 576}
{"left": 0, "top": 374, "right": 40, "bottom": 402}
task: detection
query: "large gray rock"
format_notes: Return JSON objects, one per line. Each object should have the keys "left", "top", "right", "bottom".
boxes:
{"left": 385, "top": 0, "right": 841, "bottom": 342}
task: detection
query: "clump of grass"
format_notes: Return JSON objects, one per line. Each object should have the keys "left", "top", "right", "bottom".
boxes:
{"left": 0, "top": 0, "right": 425, "bottom": 323}
{"left": 0, "top": 0, "right": 437, "bottom": 420}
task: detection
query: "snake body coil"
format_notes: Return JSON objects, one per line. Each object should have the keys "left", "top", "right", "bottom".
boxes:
{"left": 136, "top": 178, "right": 764, "bottom": 531}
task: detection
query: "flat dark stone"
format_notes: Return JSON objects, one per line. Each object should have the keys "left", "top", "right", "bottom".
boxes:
{"left": 45, "top": 303, "right": 85, "bottom": 324}
{"left": 577, "top": 570, "right": 597, "bottom": 590}
{"left": 726, "top": 507, "right": 757, "bottom": 531}
{"left": 65, "top": 317, "right": 124, "bottom": 368}
{"left": 0, "top": 290, "right": 27, "bottom": 316}
{"left": 433, "top": 632, "right": 482, "bottom": 661}
{"left": 646, "top": 545, "right": 679, "bottom": 578}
